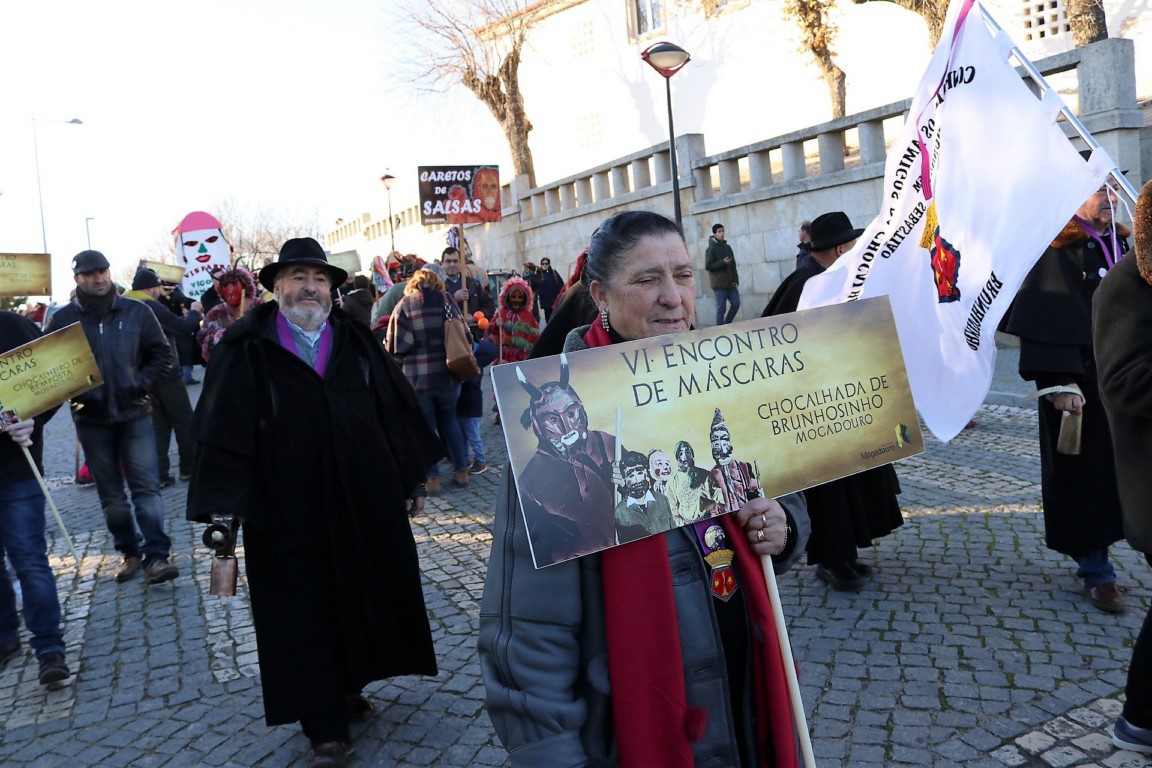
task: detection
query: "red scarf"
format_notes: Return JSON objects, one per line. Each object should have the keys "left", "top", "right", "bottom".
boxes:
{"left": 586, "top": 322, "right": 799, "bottom": 768}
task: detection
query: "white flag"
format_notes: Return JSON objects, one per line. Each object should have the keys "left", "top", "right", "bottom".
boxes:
{"left": 797, "top": 0, "right": 1116, "bottom": 441}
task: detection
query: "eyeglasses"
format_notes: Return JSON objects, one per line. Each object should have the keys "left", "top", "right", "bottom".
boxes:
{"left": 1095, "top": 183, "right": 1119, "bottom": 196}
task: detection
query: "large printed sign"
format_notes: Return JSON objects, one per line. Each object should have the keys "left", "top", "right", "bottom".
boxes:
{"left": 493, "top": 297, "right": 923, "bottom": 568}
{"left": 418, "top": 165, "right": 502, "bottom": 226}
{"left": 0, "top": 323, "right": 102, "bottom": 420}
{"left": 0, "top": 253, "right": 52, "bottom": 296}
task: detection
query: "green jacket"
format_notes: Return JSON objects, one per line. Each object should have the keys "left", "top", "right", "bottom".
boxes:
{"left": 704, "top": 236, "right": 738, "bottom": 290}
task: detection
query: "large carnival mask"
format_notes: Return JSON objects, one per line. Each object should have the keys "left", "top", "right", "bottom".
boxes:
{"left": 518, "top": 355, "right": 590, "bottom": 457}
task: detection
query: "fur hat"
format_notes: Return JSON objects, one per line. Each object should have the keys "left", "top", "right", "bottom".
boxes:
{"left": 1136, "top": 179, "right": 1152, "bottom": 286}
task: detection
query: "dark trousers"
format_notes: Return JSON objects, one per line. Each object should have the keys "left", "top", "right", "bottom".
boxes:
{"left": 300, "top": 705, "right": 350, "bottom": 745}
{"left": 1126, "top": 595, "right": 1152, "bottom": 727}
{"left": 151, "top": 376, "right": 195, "bottom": 479}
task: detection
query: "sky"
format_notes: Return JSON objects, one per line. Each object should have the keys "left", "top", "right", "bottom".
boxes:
{"left": 0, "top": 0, "right": 512, "bottom": 302}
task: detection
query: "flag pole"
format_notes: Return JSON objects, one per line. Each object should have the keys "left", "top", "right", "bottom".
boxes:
{"left": 976, "top": 4, "right": 1139, "bottom": 204}
{"left": 760, "top": 554, "right": 817, "bottom": 768}
{"left": 753, "top": 460, "right": 816, "bottom": 767}
{"left": 22, "top": 445, "right": 79, "bottom": 563}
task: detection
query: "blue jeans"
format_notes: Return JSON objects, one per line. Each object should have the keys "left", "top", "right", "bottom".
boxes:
{"left": 76, "top": 416, "right": 171, "bottom": 565}
{"left": 417, "top": 385, "right": 468, "bottom": 476}
{"left": 715, "top": 287, "right": 741, "bottom": 325}
{"left": 460, "top": 416, "right": 485, "bottom": 464}
{"left": 0, "top": 479, "right": 65, "bottom": 657}
{"left": 1074, "top": 547, "right": 1116, "bottom": 587}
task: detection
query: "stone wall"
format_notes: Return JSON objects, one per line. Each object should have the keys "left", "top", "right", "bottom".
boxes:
{"left": 327, "top": 38, "right": 1146, "bottom": 326}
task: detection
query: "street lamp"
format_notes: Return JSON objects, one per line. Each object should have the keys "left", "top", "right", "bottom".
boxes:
{"left": 85, "top": 217, "right": 95, "bottom": 249}
{"left": 380, "top": 172, "right": 396, "bottom": 252}
{"left": 32, "top": 116, "right": 83, "bottom": 253}
{"left": 640, "top": 42, "right": 691, "bottom": 226}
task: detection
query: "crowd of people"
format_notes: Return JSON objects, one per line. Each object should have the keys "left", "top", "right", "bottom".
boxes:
{"left": 2, "top": 181, "right": 1150, "bottom": 765}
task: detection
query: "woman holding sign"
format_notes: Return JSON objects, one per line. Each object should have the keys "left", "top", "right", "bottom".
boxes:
{"left": 480, "top": 211, "right": 810, "bottom": 768}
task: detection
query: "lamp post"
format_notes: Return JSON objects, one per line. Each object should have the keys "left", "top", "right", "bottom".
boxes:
{"left": 640, "top": 42, "right": 691, "bottom": 226}
{"left": 32, "top": 116, "right": 83, "bottom": 254}
{"left": 85, "top": 217, "right": 95, "bottom": 249}
{"left": 380, "top": 172, "right": 396, "bottom": 252}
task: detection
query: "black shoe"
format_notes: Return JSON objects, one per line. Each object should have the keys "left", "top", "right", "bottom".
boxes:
{"left": 0, "top": 638, "right": 20, "bottom": 668}
{"left": 144, "top": 557, "right": 179, "bottom": 585}
{"left": 159, "top": 476, "right": 176, "bottom": 488}
{"left": 816, "top": 562, "right": 867, "bottom": 592}
{"left": 37, "top": 653, "right": 70, "bottom": 686}
{"left": 346, "top": 693, "right": 375, "bottom": 721}
{"left": 178, "top": 472, "right": 192, "bottom": 481}
{"left": 848, "top": 559, "right": 874, "bottom": 579}
{"left": 310, "top": 741, "right": 352, "bottom": 768}
{"left": 184, "top": 379, "right": 200, "bottom": 385}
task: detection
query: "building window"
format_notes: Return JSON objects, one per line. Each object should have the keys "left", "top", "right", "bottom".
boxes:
{"left": 1023, "top": 0, "right": 1070, "bottom": 41}
{"left": 631, "top": 0, "right": 664, "bottom": 37}
{"left": 572, "top": 20, "right": 595, "bottom": 58}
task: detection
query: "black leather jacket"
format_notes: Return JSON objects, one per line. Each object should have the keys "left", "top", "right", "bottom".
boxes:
{"left": 47, "top": 294, "right": 172, "bottom": 424}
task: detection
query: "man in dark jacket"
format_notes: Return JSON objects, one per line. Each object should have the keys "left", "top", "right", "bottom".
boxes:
{"left": 187, "top": 238, "right": 442, "bottom": 768}
{"left": 0, "top": 312, "right": 70, "bottom": 686}
{"left": 704, "top": 223, "right": 740, "bottom": 325}
{"left": 532, "top": 257, "right": 564, "bottom": 321}
{"left": 337, "top": 274, "right": 374, "bottom": 328}
{"left": 1094, "top": 178, "right": 1152, "bottom": 752}
{"left": 442, "top": 246, "right": 493, "bottom": 320}
{"left": 46, "top": 250, "right": 177, "bottom": 585}
{"left": 124, "top": 267, "right": 203, "bottom": 486}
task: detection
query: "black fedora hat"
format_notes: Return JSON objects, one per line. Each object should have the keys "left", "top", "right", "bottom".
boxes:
{"left": 259, "top": 237, "right": 347, "bottom": 291}
{"left": 810, "top": 211, "right": 865, "bottom": 251}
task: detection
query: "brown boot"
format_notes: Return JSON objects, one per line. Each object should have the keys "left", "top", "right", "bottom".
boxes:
{"left": 425, "top": 476, "right": 440, "bottom": 496}
{"left": 1087, "top": 582, "right": 1127, "bottom": 614}
{"left": 452, "top": 469, "right": 470, "bottom": 487}
{"left": 115, "top": 556, "right": 142, "bottom": 583}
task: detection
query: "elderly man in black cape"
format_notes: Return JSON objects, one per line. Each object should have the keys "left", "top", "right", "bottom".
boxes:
{"left": 763, "top": 211, "right": 904, "bottom": 592}
{"left": 187, "top": 238, "right": 443, "bottom": 768}
{"left": 1001, "top": 164, "right": 1129, "bottom": 614}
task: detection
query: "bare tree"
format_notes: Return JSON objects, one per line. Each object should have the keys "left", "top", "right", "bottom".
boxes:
{"left": 1064, "top": 0, "right": 1108, "bottom": 46}
{"left": 211, "top": 199, "right": 322, "bottom": 273}
{"left": 402, "top": 0, "right": 544, "bottom": 187}
{"left": 784, "top": 0, "right": 848, "bottom": 119}
{"left": 851, "top": 0, "right": 948, "bottom": 47}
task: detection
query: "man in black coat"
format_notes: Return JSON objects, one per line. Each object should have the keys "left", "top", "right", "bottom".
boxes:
{"left": 1001, "top": 180, "right": 1128, "bottom": 614}
{"left": 764, "top": 211, "right": 903, "bottom": 592}
{"left": 1094, "top": 178, "right": 1152, "bottom": 752}
{"left": 187, "top": 238, "right": 442, "bottom": 768}
{"left": 124, "top": 268, "right": 203, "bottom": 485}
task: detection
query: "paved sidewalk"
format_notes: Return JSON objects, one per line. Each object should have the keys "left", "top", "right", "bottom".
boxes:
{"left": 1, "top": 343, "right": 1149, "bottom": 767}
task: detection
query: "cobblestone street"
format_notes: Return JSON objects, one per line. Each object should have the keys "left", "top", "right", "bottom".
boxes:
{"left": 1, "top": 346, "right": 1149, "bottom": 767}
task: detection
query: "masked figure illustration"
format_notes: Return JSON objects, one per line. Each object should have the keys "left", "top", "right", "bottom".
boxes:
{"left": 516, "top": 355, "right": 617, "bottom": 566}
{"left": 613, "top": 450, "right": 674, "bottom": 544}
{"left": 666, "top": 439, "right": 726, "bottom": 526}
{"left": 708, "top": 409, "right": 761, "bottom": 513}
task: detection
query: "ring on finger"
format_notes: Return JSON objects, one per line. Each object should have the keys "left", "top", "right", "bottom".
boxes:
{"left": 756, "top": 529, "right": 766, "bottom": 543}
{"left": 760, "top": 513, "right": 768, "bottom": 527}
